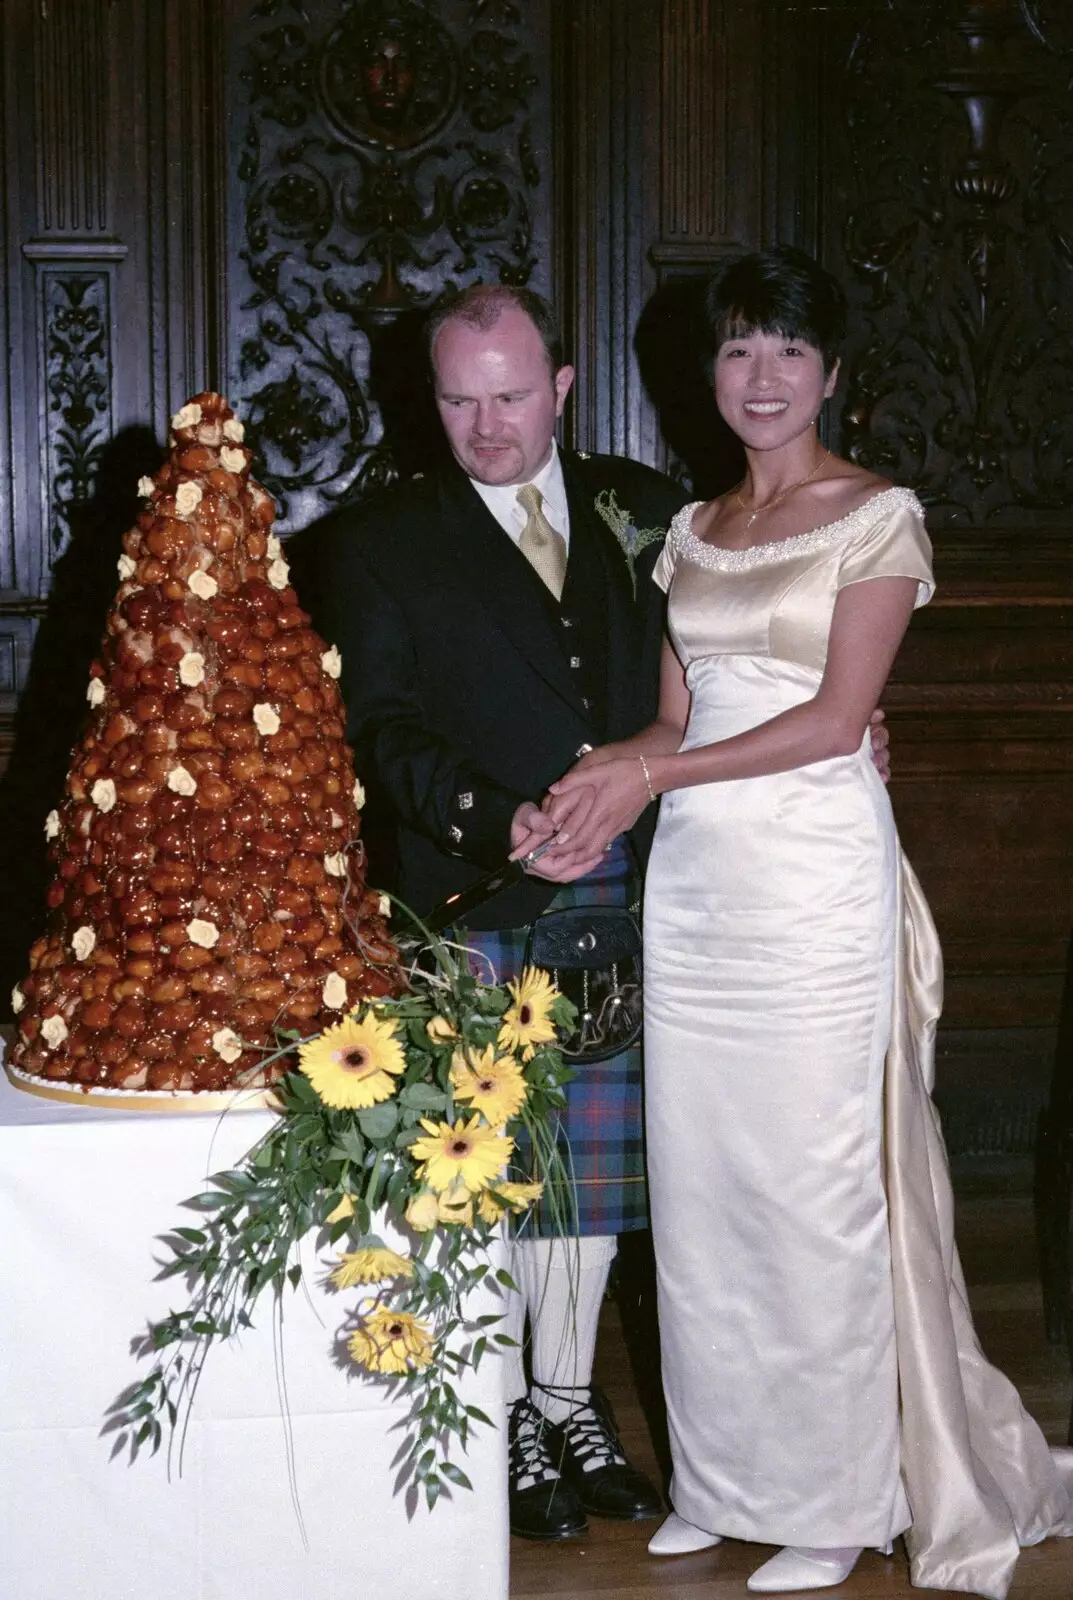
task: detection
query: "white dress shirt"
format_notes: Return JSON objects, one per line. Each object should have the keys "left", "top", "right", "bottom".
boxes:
{"left": 469, "top": 440, "right": 571, "bottom": 550}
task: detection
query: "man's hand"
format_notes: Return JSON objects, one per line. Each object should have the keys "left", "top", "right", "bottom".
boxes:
{"left": 869, "top": 708, "right": 891, "bottom": 785}
{"left": 508, "top": 799, "right": 606, "bottom": 882}
{"left": 509, "top": 801, "right": 558, "bottom": 862}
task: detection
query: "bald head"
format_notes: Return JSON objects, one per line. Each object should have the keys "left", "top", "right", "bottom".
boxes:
{"left": 430, "top": 291, "right": 574, "bottom": 486}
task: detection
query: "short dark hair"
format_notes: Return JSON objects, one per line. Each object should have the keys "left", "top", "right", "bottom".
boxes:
{"left": 703, "top": 246, "right": 847, "bottom": 375}
{"left": 426, "top": 284, "right": 565, "bottom": 377}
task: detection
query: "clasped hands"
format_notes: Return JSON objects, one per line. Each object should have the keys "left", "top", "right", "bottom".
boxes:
{"left": 507, "top": 710, "right": 891, "bottom": 886}
{"left": 508, "top": 747, "right": 651, "bottom": 884}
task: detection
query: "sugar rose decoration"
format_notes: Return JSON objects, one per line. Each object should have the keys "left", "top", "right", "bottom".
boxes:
{"left": 178, "top": 652, "right": 205, "bottom": 687}
{"left": 321, "top": 645, "right": 342, "bottom": 679}
{"left": 166, "top": 766, "right": 198, "bottom": 796}
{"left": 322, "top": 971, "right": 348, "bottom": 1010}
{"left": 211, "top": 1028, "right": 243, "bottom": 1065}
{"left": 175, "top": 481, "right": 203, "bottom": 517}
{"left": 8, "top": 391, "right": 400, "bottom": 1097}
{"left": 91, "top": 778, "right": 116, "bottom": 813}
{"left": 41, "top": 1015, "right": 68, "bottom": 1049}
{"left": 252, "top": 702, "right": 280, "bottom": 737}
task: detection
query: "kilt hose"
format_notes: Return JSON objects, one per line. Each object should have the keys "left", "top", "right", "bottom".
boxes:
{"left": 454, "top": 838, "right": 647, "bottom": 1237}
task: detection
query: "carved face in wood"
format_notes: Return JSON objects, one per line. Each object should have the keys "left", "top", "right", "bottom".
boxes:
{"left": 361, "top": 32, "right": 416, "bottom": 125}
{"left": 431, "top": 306, "right": 574, "bottom": 487}
{"left": 714, "top": 332, "right": 838, "bottom": 454}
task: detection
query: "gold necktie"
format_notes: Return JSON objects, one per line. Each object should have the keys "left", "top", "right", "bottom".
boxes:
{"left": 516, "top": 483, "right": 567, "bottom": 601}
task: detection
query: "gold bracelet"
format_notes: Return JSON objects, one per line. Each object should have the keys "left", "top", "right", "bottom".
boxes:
{"left": 637, "top": 753, "right": 656, "bottom": 805}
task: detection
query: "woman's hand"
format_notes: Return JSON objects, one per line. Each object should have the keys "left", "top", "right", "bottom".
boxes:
{"left": 545, "top": 757, "right": 652, "bottom": 860}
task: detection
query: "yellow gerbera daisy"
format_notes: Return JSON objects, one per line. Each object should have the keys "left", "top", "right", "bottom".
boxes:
{"left": 450, "top": 1044, "right": 528, "bottom": 1125}
{"left": 347, "top": 1308, "right": 433, "bottom": 1375}
{"left": 410, "top": 1115, "right": 513, "bottom": 1194}
{"left": 497, "top": 966, "right": 559, "bottom": 1060}
{"left": 404, "top": 1188, "right": 439, "bottom": 1232}
{"left": 331, "top": 1247, "right": 414, "bottom": 1288}
{"left": 477, "top": 1188, "right": 504, "bottom": 1225}
{"left": 494, "top": 1178, "right": 545, "bottom": 1212}
{"left": 325, "top": 1193, "right": 355, "bottom": 1224}
{"left": 437, "top": 1177, "right": 475, "bottom": 1227}
{"left": 298, "top": 1012, "right": 405, "bottom": 1109}
{"left": 426, "top": 1014, "right": 457, "bottom": 1043}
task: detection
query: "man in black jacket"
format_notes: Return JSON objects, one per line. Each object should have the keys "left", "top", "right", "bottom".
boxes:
{"left": 309, "top": 285, "right": 686, "bottom": 1541}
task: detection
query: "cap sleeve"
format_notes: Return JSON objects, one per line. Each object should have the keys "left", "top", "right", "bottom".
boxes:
{"left": 651, "top": 502, "right": 696, "bottom": 593}
{"left": 837, "top": 490, "right": 934, "bottom": 609}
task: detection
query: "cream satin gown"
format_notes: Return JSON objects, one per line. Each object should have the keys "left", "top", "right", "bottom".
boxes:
{"left": 644, "top": 488, "right": 1072, "bottom": 1598}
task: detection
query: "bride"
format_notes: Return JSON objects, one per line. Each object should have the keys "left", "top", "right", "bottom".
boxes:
{"left": 540, "top": 247, "right": 1072, "bottom": 1595}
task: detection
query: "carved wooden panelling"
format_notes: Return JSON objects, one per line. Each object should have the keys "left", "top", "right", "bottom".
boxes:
{"left": 826, "top": 0, "right": 1073, "bottom": 526}
{"left": 223, "top": 0, "right": 553, "bottom": 530}
{"left": 39, "top": 270, "right": 115, "bottom": 558}
{"left": 32, "top": 0, "right": 113, "bottom": 236}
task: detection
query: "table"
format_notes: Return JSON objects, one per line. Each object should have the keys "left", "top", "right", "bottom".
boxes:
{"left": 0, "top": 1071, "right": 509, "bottom": 1600}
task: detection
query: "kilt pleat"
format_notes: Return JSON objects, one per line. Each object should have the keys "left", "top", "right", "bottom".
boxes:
{"left": 453, "top": 840, "right": 647, "bottom": 1237}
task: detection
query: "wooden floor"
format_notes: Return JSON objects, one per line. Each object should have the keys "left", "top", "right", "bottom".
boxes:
{"left": 510, "top": 1160, "right": 1073, "bottom": 1599}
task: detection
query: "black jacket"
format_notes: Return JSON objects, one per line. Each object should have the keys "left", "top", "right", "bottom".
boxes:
{"left": 296, "top": 450, "right": 688, "bottom": 927}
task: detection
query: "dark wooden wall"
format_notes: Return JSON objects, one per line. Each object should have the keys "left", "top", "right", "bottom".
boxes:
{"left": 2, "top": 0, "right": 1072, "bottom": 1144}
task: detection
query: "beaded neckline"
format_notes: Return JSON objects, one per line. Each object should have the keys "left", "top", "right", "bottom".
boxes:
{"left": 671, "top": 486, "right": 924, "bottom": 573}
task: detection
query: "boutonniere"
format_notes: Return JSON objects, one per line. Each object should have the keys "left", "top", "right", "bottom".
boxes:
{"left": 594, "top": 489, "right": 665, "bottom": 595}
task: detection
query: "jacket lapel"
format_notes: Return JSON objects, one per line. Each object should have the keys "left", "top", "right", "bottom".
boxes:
{"left": 560, "top": 453, "right": 644, "bottom": 739}
{"left": 437, "top": 465, "right": 586, "bottom": 714}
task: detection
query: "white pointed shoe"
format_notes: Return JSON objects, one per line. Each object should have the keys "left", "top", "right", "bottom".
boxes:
{"left": 747, "top": 1545, "right": 862, "bottom": 1592}
{"left": 647, "top": 1511, "right": 723, "bottom": 1555}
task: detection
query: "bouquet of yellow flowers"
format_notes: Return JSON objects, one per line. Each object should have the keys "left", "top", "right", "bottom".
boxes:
{"left": 112, "top": 944, "right": 576, "bottom": 1511}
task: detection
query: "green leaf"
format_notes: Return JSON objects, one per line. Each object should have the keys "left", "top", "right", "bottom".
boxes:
{"left": 440, "top": 1461, "right": 472, "bottom": 1491}
{"left": 357, "top": 1102, "right": 398, "bottom": 1140}
{"left": 494, "top": 1268, "right": 519, "bottom": 1293}
{"left": 425, "top": 1476, "right": 442, "bottom": 1511}
{"left": 335, "top": 1126, "right": 366, "bottom": 1163}
{"left": 172, "top": 1226, "right": 207, "bottom": 1246}
{"left": 399, "top": 1083, "right": 448, "bottom": 1111}
{"left": 287, "top": 1264, "right": 302, "bottom": 1289}
{"left": 465, "top": 1405, "right": 493, "bottom": 1427}
{"left": 185, "top": 1192, "right": 230, "bottom": 1212}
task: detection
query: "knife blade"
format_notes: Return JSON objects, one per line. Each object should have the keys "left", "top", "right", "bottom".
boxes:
{"left": 418, "top": 837, "right": 561, "bottom": 934}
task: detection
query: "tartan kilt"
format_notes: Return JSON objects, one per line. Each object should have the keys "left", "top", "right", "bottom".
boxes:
{"left": 454, "top": 839, "right": 646, "bottom": 1237}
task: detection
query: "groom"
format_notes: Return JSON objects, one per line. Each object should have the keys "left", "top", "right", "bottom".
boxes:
{"left": 303, "top": 284, "right": 686, "bottom": 1541}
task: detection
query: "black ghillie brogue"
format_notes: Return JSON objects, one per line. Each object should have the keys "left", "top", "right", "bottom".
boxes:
{"left": 543, "top": 1384, "right": 664, "bottom": 1521}
{"left": 507, "top": 1397, "right": 588, "bottom": 1541}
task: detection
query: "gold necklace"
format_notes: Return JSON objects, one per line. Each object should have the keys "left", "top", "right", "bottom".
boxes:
{"left": 736, "top": 449, "right": 831, "bottom": 532}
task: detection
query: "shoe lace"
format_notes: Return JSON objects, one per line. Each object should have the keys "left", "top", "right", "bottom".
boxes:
{"left": 509, "top": 1401, "right": 560, "bottom": 1492}
{"left": 544, "top": 1388, "right": 627, "bottom": 1474}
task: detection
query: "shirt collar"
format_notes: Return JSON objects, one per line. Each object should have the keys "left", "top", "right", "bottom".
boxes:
{"left": 467, "top": 440, "right": 570, "bottom": 542}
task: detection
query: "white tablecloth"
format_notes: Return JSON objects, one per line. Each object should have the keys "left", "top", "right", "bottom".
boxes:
{"left": 0, "top": 1073, "right": 508, "bottom": 1600}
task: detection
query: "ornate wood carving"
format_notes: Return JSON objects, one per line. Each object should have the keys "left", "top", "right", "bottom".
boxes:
{"left": 41, "top": 272, "right": 114, "bottom": 557}
{"left": 226, "top": 0, "right": 552, "bottom": 529}
{"left": 830, "top": 0, "right": 1073, "bottom": 526}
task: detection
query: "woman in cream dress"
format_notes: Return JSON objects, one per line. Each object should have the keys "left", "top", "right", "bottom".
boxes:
{"left": 544, "top": 248, "right": 1071, "bottom": 1595}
